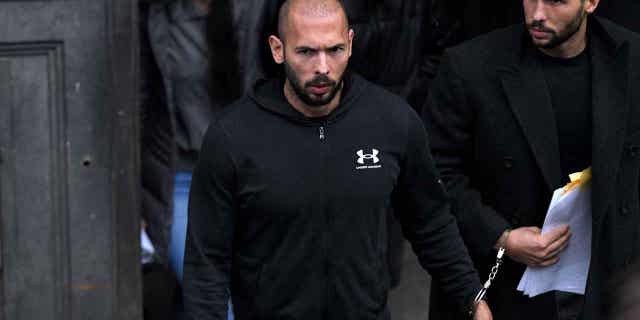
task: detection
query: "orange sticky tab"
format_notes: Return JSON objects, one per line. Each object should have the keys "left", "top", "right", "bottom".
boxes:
{"left": 562, "top": 167, "right": 592, "bottom": 194}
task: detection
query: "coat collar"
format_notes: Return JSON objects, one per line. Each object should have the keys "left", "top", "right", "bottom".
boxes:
{"left": 489, "top": 17, "right": 630, "bottom": 221}
{"left": 491, "top": 24, "right": 562, "bottom": 193}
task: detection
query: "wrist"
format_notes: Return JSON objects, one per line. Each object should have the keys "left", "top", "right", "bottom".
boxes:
{"left": 468, "top": 297, "right": 486, "bottom": 319}
{"left": 495, "top": 228, "right": 511, "bottom": 250}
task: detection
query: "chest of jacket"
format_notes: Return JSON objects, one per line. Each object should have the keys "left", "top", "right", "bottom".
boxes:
{"left": 230, "top": 110, "right": 402, "bottom": 233}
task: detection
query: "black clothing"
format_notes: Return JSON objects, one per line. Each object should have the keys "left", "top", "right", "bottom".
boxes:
{"left": 597, "top": 0, "right": 640, "bottom": 34}
{"left": 258, "top": 0, "right": 461, "bottom": 287}
{"left": 430, "top": 0, "right": 523, "bottom": 48}
{"left": 344, "top": 0, "right": 433, "bottom": 109}
{"left": 538, "top": 47, "right": 591, "bottom": 320}
{"left": 183, "top": 74, "right": 481, "bottom": 320}
{"left": 556, "top": 291, "right": 585, "bottom": 320}
{"left": 143, "top": 263, "right": 178, "bottom": 320}
{"left": 424, "top": 17, "right": 640, "bottom": 320}
{"left": 140, "top": 0, "right": 271, "bottom": 263}
{"left": 538, "top": 49, "right": 592, "bottom": 179}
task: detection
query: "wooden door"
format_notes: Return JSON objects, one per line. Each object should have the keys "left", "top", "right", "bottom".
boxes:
{"left": 0, "top": 1, "right": 141, "bottom": 319}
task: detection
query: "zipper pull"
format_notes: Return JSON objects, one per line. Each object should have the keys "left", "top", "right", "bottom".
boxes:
{"left": 319, "top": 126, "right": 325, "bottom": 140}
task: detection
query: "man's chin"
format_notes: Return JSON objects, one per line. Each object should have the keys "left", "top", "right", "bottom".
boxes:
{"left": 531, "top": 37, "right": 557, "bottom": 50}
{"left": 303, "top": 90, "right": 337, "bottom": 107}
{"left": 532, "top": 39, "right": 547, "bottom": 47}
{"left": 305, "top": 98, "right": 333, "bottom": 108}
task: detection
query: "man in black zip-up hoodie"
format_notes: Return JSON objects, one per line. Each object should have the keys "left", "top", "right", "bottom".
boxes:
{"left": 183, "top": 1, "right": 490, "bottom": 319}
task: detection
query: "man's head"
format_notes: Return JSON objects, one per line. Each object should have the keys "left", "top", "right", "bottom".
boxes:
{"left": 523, "top": 0, "right": 600, "bottom": 54}
{"left": 268, "top": 0, "right": 354, "bottom": 110}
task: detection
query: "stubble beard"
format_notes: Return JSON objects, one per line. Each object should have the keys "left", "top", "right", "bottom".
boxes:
{"left": 529, "top": 5, "right": 587, "bottom": 50}
{"left": 283, "top": 60, "right": 343, "bottom": 108}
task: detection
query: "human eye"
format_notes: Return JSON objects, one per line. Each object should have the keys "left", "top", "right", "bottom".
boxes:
{"left": 296, "top": 48, "right": 316, "bottom": 56}
{"left": 328, "top": 46, "right": 345, "bottom": 54}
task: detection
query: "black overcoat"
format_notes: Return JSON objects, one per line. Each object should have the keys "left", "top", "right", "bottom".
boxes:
{"left": 424, "top": 17, "right": 640, "bottom": 319}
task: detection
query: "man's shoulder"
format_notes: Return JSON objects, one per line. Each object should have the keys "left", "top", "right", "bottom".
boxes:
{"left": 595, "top": 17, "right": 640, "bottom": 61}
{"left": 204, "top": 96, "right": 258, "bottom": 138}
{"left": 596, "top": 17, "right": 640, "bottom": 44}
{"left": 353, "top": 74, "right": 408, "bottom": 106}
{"left": 351, "top": 73, "right": 416, "bottom": 118}
{"left": 349, "top": 74, "right": 423, "bottom": 136}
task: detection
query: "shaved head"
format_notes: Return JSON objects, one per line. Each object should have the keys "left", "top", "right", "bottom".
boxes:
{"left": 278, "top": 0, "right": 349, "bottom": 40}
{"left": 268, "top": 0, "right": 354, "bottom": 117}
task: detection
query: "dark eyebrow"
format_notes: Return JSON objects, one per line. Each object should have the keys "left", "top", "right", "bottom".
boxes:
{"left": 294, "top": 43, "right": 346, "bottom": 52}
{"left": 328, "top": 44, "right": 345, "bottom": 50}
{"left": 295, "top": 46, "right": 317, "bottom": 51}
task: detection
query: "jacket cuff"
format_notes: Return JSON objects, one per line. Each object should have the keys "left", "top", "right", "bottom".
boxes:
{"left": 472, "top": 213, "right": 512, "bottom": 260}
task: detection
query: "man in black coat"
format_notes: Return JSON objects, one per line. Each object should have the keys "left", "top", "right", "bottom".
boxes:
{"left": 424, "top": 0, "right": 640, "bottom": 319}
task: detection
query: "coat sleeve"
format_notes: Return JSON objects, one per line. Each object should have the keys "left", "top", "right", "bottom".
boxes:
{"left": 392, "top": 110, "right": 481, "bottom": 317}
{"left": 422, "top": 52, "right": 511, "bottom": 260}
{"left": 183, "top": 123, "right": 237, "bottom": 320}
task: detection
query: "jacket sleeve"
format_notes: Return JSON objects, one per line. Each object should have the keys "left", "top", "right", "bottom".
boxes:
{"left": 183, "top": 123, "right": 237, "bottom": 320}
{"left": 392, "top": 109, "right": 481, "bottom": 317}
{"left": 422, "top": 52, "right": 511, "bottom": 260}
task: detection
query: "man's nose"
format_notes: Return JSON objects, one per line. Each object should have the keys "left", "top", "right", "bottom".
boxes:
{"left": 315, "top": 52, "right": 329, "bottom": 75}
{"left": 532, "top": 1, "right": 547, "bottom": 22}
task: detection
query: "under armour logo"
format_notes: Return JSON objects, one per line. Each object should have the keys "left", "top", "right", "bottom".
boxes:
{"left": 356, "top": 149, "right": 380, "bottom": 164}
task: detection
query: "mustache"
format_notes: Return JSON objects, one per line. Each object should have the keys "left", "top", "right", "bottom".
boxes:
{"left": 527, "top": 20, "right": 554, "bottom": 33}
{"left": 305, "top": 75, "right": 336, "bottom": 87}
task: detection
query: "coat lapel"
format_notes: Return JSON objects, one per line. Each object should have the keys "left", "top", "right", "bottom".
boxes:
{"left": 590, "top": 28, "right": 630, "bottom": 224}
{"left": 499, "top": 48, "right": 563, "bottom": 192}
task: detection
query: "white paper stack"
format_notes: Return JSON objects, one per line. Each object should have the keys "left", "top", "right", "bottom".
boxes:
{"left": 517, "top": 169, "right": 592, "bottom": 297}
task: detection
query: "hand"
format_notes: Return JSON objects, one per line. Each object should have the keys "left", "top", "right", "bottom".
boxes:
{"left": 474, "top": 300, "right": 493, "bottom": 320}
{"left": 503, "top": 225, "right": 571, "bottom": 267}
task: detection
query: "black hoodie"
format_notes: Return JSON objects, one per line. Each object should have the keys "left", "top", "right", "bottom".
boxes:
{"left": 183, "top": 74, "right": 481, "bottom": 320}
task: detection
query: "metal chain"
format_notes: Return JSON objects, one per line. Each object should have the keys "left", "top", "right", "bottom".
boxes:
{"left": 488, "top": 248, "right": 504, "bottom": 283}
{"left": 473, "top": 247, "right": 505, "bottom": 305}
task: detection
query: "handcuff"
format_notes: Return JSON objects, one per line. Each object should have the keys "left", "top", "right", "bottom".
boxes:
{"left": 468, "top": 229, "right": 510, "bottom": 318}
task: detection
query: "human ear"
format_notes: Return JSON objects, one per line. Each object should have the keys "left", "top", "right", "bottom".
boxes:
{"left": 585, "top": 0, "right": 601, "bottom": 14}
{"left": 268, "top": 35, "right": 285, "bottom": 64}
{"left": 347, "top": 29, "right": 354, "bottom": 58}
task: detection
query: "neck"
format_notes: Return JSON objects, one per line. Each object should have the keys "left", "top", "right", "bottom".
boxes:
{"left": 283, "top": 80, "right": 342, "bottom": 118}
{"left": 538, "top": 19, "right": 588, "bottom": 59}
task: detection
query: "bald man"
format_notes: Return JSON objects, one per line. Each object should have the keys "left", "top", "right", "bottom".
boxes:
{"left": 183, "top": 1, "right": 491, "bottom": 319}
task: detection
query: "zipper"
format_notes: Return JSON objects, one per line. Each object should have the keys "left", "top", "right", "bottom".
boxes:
{"left": 317, "top": 123, "right": 329, "bottom": 317}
